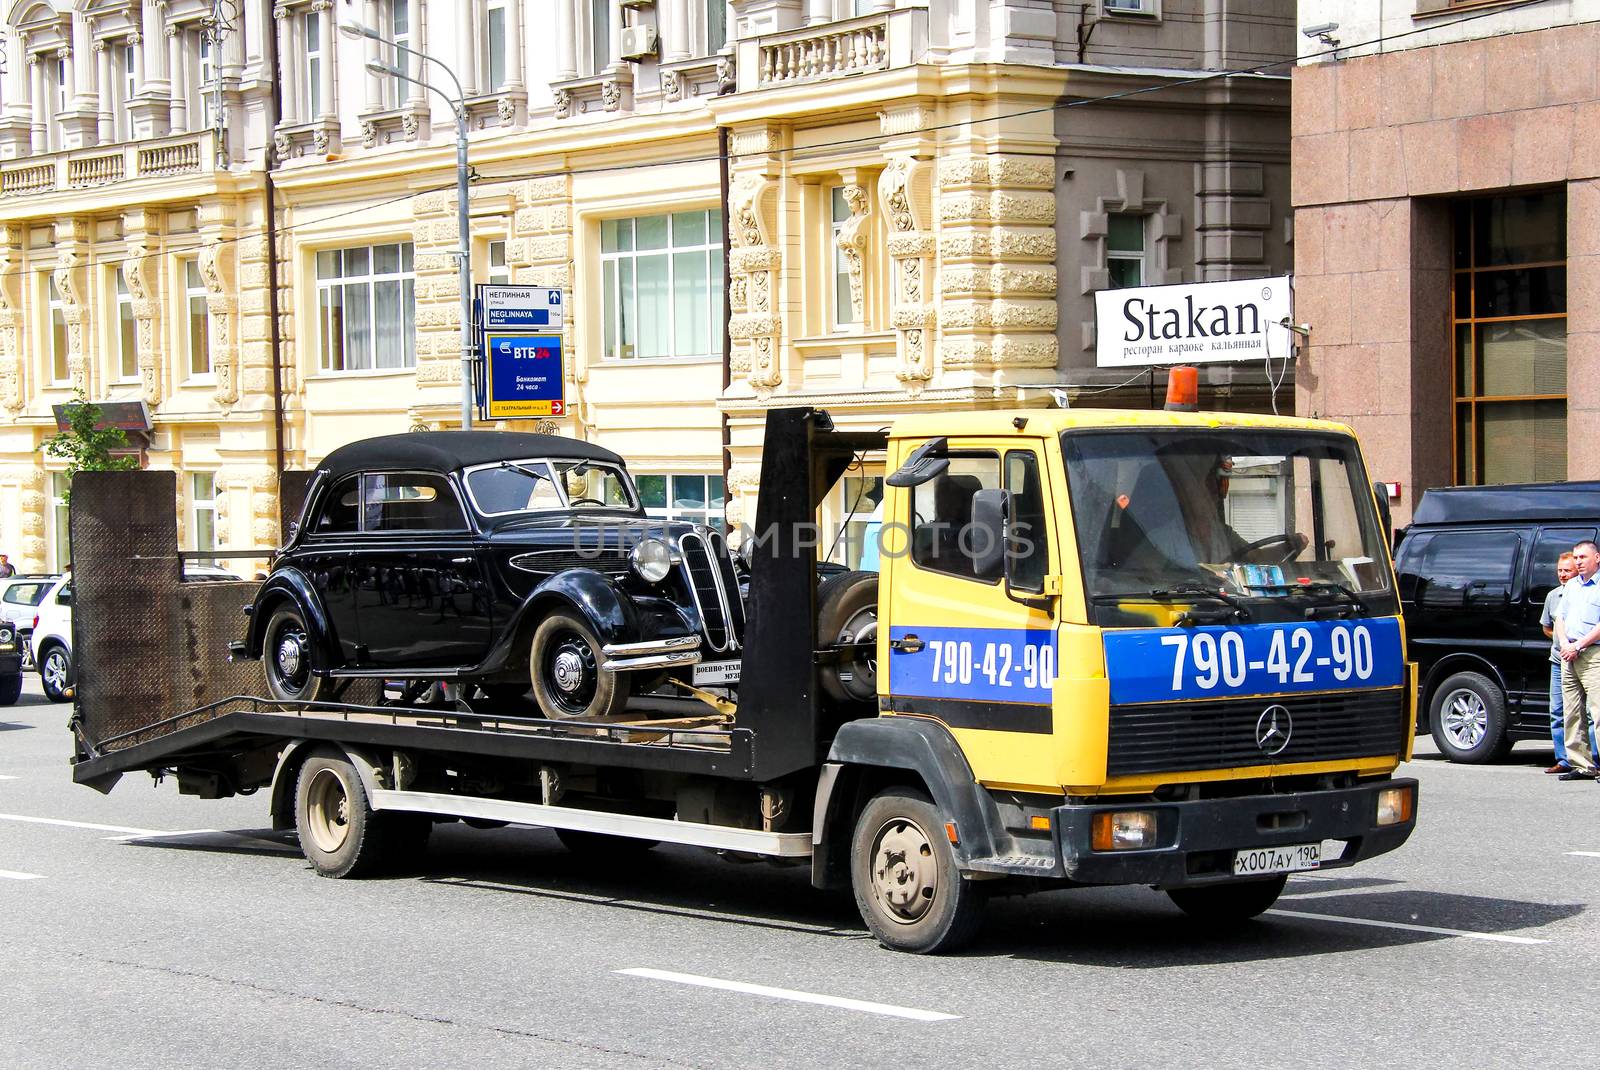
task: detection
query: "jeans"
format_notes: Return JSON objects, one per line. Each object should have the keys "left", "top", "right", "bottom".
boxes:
{"left": 1552, "top": 663, "right": 1568, "bottom": 764}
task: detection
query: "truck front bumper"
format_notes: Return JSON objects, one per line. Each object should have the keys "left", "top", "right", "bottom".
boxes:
{"left": 1044, "top": 777, "right": 1417, "bottom": 889}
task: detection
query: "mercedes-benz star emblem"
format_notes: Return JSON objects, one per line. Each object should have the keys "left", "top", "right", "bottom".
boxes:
{"left": 1255, "top": 704, "right": 1293, "bottom": 757}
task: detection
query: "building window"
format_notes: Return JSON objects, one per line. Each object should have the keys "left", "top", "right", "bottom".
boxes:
{"left": 1107, "top": 213, "right": 1145, "bottom": 288}
{"left": 197, "top": 28, "right": 216, "bottom": 127}
{"left": 317, "top": 242, "right": 416, "bottom": 372}
{"left": 191, "top": 473, "right": 217, "bottom": 564}
{"left": 637, "top": 474, "right": 725, "bottom": 530}
{"left": 305, "top": 9, "right": 323, "bottom": 118}
{"left": 384, "top": 0, "right": 411, "bottom": 109}
{"left": 51, "top": 57, "right": 66, "bottom": 149}
{"left": 488, "top": 239, "right": 509, "bottom": 284}
{"left": 827, "top": 474, "right": 883, "bottom": 570}
{"left": 590, "top": 0, "right": 611, "bottom": 74}
{"left": 49, "top": 473, "right": 69, "bottom": 571}
{"left": 1102, "top": 0, "right": 1156, "bottom": 13}
{"left": 47, "top": 276, "right": 67, "bottom": 383}
{"left": 115, "top": 268, "right": 138, "bottom": 381}
{"left": 830, "top": 186, "right": 857, "bottom": 329}
{"left": 118, "top": 42, "right": 137, "bottom": 140}
{"left": 600, "top": 211, "right": 723, "bottom": 360}
{"left": 184, "top": 259, "right": 211, "bottom": 377}
{"left": 1452, "top": 190, "right": 1567, "bottom": 485}
{"left": 486, "top": 0, "right": 507, "bottom": 91}
{"left": 706, "top": 0, "right": 726, "bottom": 53}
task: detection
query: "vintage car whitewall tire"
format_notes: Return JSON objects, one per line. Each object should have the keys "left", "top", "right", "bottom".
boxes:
{"left": 529, "top": 610, "right": 631, "bottom": 720}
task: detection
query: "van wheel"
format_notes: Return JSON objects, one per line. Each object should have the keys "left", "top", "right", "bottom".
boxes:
{"left": 294, "top": 752, "right": 428, "bottom": 878}
{"left": 818, "top": 571, "right": 878, "bottom": 705}
{"left": 263, "top": 606, "right": 325, "bottom": 705}
{"left": 1167, "top": 875, "right": 1287, "bottom": 923}
{"left": 850, "top": 788, "right": 986, "bottom": 954}
{"left": 529, "top": 611, "right": 630, "bottom": 720}
{"left": 1429, "top": 671, "right": 1511, "bottom": 763}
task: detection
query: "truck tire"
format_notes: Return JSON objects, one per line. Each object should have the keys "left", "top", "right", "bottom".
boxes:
{"left": 1428, "top": 670, "right": 1511, "bottom": 764}
{"left": 0, "top": 673, "right": 20, "bottom": 705}
{"left": 262, "top": 606, "right": 326, "bottom": 705}
{"left": 529, "top": 611, "right": 630, "bottom": 720}
{"left": 1166, "top": 875, "right": 1287, "bottom": 923}
{"left": 818, "top": 571, "right": 878, "bottom": 705}
{"left": 38, "top": 644, "right": 71, "bottom": 703}
{"left": 850, "top": 787, "right": 986, "bottom": 954}
{"left": 294, "top": 752, "right": 428, "bottom": 878}
{"left": 555, "top": 829, "right": 659, "bottom": 856}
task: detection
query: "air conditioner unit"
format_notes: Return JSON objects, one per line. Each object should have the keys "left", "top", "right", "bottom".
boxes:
{"left": 619, "top": 24, "right": 658, "bottom": 60}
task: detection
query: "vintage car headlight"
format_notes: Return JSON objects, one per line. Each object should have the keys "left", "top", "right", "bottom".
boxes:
{"left": 630, "top": 539, "right": 675, "bottom": 584}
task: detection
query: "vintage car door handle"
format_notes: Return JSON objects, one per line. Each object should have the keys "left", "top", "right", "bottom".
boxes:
{"left": 450, "top": 556, "right": 474, "bottom": 565}
{"left": 890, "top": 634, "right": 925, "bottom": 654}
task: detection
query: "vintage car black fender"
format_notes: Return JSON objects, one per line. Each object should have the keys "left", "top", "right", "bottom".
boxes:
{"left": 240, "top": 567, "right": 337, "bottom": 666}
{"left": 478, "top": 568, "right": 699, "bottom": 674}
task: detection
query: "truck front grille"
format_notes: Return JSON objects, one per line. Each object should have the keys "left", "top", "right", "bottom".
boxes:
{"left": 1106, "top": 687, "right": 1407, "bottom": 777}
{"left": 680, "top": 529, "right": 741, "bottom": 654}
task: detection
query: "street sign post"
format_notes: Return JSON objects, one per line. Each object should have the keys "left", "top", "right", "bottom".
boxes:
{"left": 482, "top": 285, "right": 565, "bottom": 330}
{"left": 484, "top": 333, "right": 566, "bottom": 418}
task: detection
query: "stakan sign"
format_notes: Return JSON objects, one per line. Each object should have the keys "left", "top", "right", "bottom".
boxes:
{"left": 1094, "top": 276, "right": 1292, "bottom": 368}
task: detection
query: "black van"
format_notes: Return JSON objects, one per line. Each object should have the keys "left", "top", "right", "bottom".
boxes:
{"left": 1393, "top": 481, "right": 1600, "bottom": 763}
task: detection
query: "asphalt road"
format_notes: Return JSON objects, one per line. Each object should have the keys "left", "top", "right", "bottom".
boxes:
{"left": 1, "top": 676, "right": 1594, "bottom": 1070}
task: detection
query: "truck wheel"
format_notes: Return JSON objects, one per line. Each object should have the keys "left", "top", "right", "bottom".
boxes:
{"left": 263, "top": 606, "right": 325, "bottom": 705}
{"left": 529, "top": 611, "right": 630, "bottom": 720}
{"left": 1166, "top": 875, "right": 1287, "bottom": 923}
{"left": 1428, "top": 671, "right": 1511, "bottom": 763}
{"left": 850, "top": 788, "right": 986, "bottom": 954}
{"left": 0, "top": 673, "right": 20, "bottom": 705}
{"left": 294, "top": 752, "right": 426, "bottom": 877}
{"left": 38, "top": 645, "right": 71, "bottom": 703}
{"left": 818, "top": 571, "right": 878, "bottom": 705}
{"left": 555, "top": 829, "right": 659, "bottom": 856}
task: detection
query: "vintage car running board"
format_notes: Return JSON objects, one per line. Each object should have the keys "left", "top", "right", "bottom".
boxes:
{"left": 369, "top": 789, "right": 813, "bottom": 857}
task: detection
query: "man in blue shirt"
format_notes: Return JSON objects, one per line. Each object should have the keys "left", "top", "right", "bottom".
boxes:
{"left": 1554, "top": 540, "right": 1600, "bottom": 780}
{"left": 1542, "top": 552, "right": 1579, "bottom": 773}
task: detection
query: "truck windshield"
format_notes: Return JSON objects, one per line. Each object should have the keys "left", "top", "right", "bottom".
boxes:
{"left": 465, "top": 459, "right": 638, "bottom": 517}
{"left": 1061, "top": 429, "right": 1396, "bottom": 622}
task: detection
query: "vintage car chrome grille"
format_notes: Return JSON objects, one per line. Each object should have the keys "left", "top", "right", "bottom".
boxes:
{"left": 707, "top": 529, "right": 746, "bottom": 639}
{"left": 509, "top": 549, "right": 631, "bottom": 578}
{"left": 1105, "top": 687, "right": 1407, "bottom": 777}
{"left": 680, "top": 529, "right": 740, "bottom": 653}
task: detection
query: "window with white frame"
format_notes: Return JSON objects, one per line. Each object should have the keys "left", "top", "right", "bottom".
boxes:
{"left": 1103, "top": 0, "right": 1156, "bottom": 12}
{"left": 47, "top": 275, "right": 67, "bottom": 383}
{"left": 706, "top": 0, "right": 726, "bottom": 53}
{"left": 49, "top": 473, "right": 69, "bottom": 571}
{"left": 1107, "top": 212, "right": 1145, "bottom": 288}
{"left": 115, "top": 268, "right": 137, "bottom": 380}
{"left": 52, "top": 57, "right": 66, "bottom": 149}
{"left": 383, "top": 0, "right": 410, "bottom": 109}
{"left": 317, "top": 243, "right": 416, "bottom": 372}
{"left": 589, "top": 0, "right": 611, "bottom": 75}
{"left": 486, "top": 0, "right": 508, "bottom": 91}
{"left": 184, "top": 259, "right": 211, "bottom": 377}
{"left": 118, "top": 42, "right": 137, "bottom": 140}
{"left": 304, "top": 9, "right": 323, "bottom": 119}
{"left": 829, "top": 187, "right": 856, "bottom": 329}
{"left": 191, "top": 472, "right": 217, "bottom": 563}
{"left": 488, "top": 239, "right": 509, "bottom": 284}
{"left": 826, "top": 473, "right": 883, "bottom": 569}
{"left": 197, "top": 28, "right": 216, "bottom": 128}
{"left": 600, "top": 211, "right": 723, "bottom": 361}
{"left": 637, "top": 474, "right": 726, "bottom": 531}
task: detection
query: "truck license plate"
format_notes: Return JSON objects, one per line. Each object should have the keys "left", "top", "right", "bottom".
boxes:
{"left": 1233, "top": 843, "right": 1319, "bottom": 876}
{"left": 692, "top": 660, "right": 740, "bottom": 686}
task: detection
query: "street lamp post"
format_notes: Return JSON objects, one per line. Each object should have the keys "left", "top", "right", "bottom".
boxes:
{"left": 342, "top": 22, "right": 475, "bottom": 430}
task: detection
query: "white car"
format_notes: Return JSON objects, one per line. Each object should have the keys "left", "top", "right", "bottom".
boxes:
{"left": 0, "top": 575, "right": 58, "bottom": 670}
{"left": 31, "top": 565, "right": 245, "bottom": 703}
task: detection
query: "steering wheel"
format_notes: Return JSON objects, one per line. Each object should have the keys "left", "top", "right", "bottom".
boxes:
{"left": 570, "top": 496, "right": 607, "bottom": 506}
{"left": 1235, "top": 531, "right": 1305, "bottom": 565}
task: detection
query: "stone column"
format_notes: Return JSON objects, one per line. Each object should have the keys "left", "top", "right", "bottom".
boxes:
{"left": 0, "top": 227, "right": 25, "bottom": 418}
{"left": 122, "top": 208, "right": 164, "bottom": 406}
{"left": 166, "top": 23, "right": 186, "bottom": 131}
{"left": 130, "top": 0, "right": 172, "bottom": 137}
{"left": 199, "top": 203, "right": 239, "bottom": 408}
{"left": 504, "top": 0, "right": 525, "bottom": 92}
{"left": 407, "top": 0, "right": 427, "bottom": 111}
{"left": 95, "top": 40, "right": 114, "bottom": 142}
{"left": 663, "top": 0, "right": 690, "bottom": 60}
{"left": 726, "top": 125, "right": 785, "bottom": 392}
{"left": 54, "top": 218, "right": 91, "bottom": 396}
{"left": 315, "top": 1, "right": 334, "bottom": 119}
{"left": 555, "top": 0, "right": 577, "bottom": 79}
{"left": 461, "top": 0, "right": 479, "bottom": 93}
{"left": 28, "top": 53, "right": 47, "bottom": 153}
{"left": 805, "top": 0, "right": 829, "bottom": 26}
{"left": 362, "top": 0, "right": 382, "bottom": 112}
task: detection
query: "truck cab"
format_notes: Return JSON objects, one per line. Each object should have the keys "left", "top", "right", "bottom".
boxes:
{"left": 817, "top": 408, "right": 1417, "bottom": 950}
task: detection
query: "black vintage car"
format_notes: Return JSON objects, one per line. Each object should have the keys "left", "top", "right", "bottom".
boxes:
{"left": 232, "top": 431, "right": 745, "bottom": 719}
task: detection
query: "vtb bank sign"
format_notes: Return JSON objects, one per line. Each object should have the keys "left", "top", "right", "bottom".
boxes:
{"left": 1094, "top": 276, "right": 1292, "bottom": 368}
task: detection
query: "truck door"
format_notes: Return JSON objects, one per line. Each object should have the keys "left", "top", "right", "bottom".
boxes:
{"left": 883, "top": 441, "right": 1058, "bottom": 739}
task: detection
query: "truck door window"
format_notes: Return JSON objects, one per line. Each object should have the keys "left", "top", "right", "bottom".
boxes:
{"left": 313, "top": 476, "right": 360, "bottom": 533}
{"left": 910, "top": 453, "right": 1000, "bottom": 581}
{"left": 1004, "top": 450, "right": 1049, "bottom": 591}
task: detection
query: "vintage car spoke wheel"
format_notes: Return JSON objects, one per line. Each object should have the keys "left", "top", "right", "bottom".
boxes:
{"left": 529, "top": 611, "right": 630, "bottom": 721}
{"left": 850, "top": 788, "right": 986, "bottom": 954}
{"left": 263, "top": 607, "right": 325, "bottom": 704}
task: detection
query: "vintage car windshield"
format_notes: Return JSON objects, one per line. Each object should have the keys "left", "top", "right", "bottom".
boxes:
{"left": 1061, "top": 429, "right": 1395, "bottom": 618}
{"left": 465, "top": 458, "right": 638, "bottom": 517}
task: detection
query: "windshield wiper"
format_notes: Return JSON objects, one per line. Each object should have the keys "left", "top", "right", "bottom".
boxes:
{"left": 1148, "top": 581, "right": 1252, "bottom": 622}
{"left": 498, "top": 461, "right": 550, "bottom": 482}
{"left": 1250, "top": 580, "right": 1366, "bottom": 615}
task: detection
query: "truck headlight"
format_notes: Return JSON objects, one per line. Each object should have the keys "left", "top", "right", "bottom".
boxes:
{"left": 1091, "top": 810, "right": 1157, "bottom": 851}
{"left": 630, "top": 539, "right": 675, "bottom": 584}
{"left": 1376, "top": 785, "right": 1413, "bottom": 826}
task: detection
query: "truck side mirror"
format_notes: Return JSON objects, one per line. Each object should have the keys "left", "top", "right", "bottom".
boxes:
{"left": 970, "top": 488, "right": 1009, "bottom": 581}
{"left": 1372, "top": 481, "right": 1393, "bottom": 548}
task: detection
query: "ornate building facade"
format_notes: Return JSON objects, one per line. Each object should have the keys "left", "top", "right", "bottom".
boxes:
{"left": 0, "top": 0, "right": 1291, "bottom": 572}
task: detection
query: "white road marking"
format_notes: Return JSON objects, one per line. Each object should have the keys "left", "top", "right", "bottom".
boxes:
{"left": 0, "top": 868, "right": 42, "bottom": 880}
{"left": 0, "top": 813, "right": 163, "bottom": 836}
{"left": 0, "top": 775, "right": 17, "bottom": 780}
{"left": 105, "top": 828, "right": 219, "bottom": 843}
{"left": 616, "top": 968, "right": 961, "bottom": 1022}
{"left": 1267, "top": 908, "right": 1547, "bottom": 945}
{"left": 1567, "top": 851, "right": 1600, "bottom": 858}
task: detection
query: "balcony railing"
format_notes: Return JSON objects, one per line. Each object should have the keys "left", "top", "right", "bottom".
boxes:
{"left": 0, "top": 130, "right": 214, "bottom": 197}
{"left": 738, "top": 9, "right": 926, "bottom": 93}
